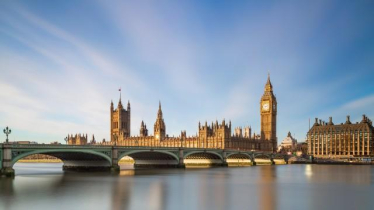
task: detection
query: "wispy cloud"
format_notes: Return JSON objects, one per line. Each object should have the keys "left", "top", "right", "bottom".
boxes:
{"left": 0, "top": 1, "right": 373, "bottom": 143}
{"left": 98, "top": 1, "right": 207, "bottom": 95}
{"left": 0, "top": 5, "right": 151, "bottom": 141}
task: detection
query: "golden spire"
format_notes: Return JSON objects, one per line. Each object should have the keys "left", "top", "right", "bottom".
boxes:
{"left": 265, "top": 72, "right": 273, "bottom": 91}
{"left": 157, "top": 101, "right": 163, "bottom": 119}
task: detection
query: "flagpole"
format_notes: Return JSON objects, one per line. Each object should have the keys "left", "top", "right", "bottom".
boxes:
{"left": 119, "top": 87, "right": 121, "bottom": 101}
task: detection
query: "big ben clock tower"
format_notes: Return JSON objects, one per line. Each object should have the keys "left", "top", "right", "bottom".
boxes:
{"left": 260, "top": 74, "right": 277, "bottom": 152}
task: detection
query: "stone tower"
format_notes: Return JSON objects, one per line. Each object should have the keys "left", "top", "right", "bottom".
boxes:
{"left": 154, "top": 102, "right": 166, "bottom": 140}
{"left": 260, "top": 74, "right": 277, "bottom": 151}
{"left": 140, "top": 121, "right": 148, "bottom": 137}
{"left": 244, "top": 126, "right": 251, "bottom": 139}
{"left": 234, "top": 127, "right": 243, "bottom": 137}
{"left": 110, "top": 96, "right": 131, "bottom": 142}
{"left": 198, "top": 120, "right": 231, "bottom": 139}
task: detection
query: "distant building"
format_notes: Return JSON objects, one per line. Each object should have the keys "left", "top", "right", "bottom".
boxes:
{"left": 296, "top": 142, "right": 308, "bottom": 156}
{"left": 67, "top": 134, "right": 88, "bottom": 145}
{"left": 277, "top": 132, "right": 297, "bottom": 153}
{"left": 307, "top": 115, "right": 374, "bottom": 158}
{"left": 12, "top": 141, "right": 38, "bottom": 144}
{"left": 16, "top": 141, "right": 31, "bottom": 144}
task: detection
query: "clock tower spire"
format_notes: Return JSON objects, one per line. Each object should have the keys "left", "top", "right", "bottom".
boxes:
{"left": 260, "top": 73, "right": 277, "bottom": 152}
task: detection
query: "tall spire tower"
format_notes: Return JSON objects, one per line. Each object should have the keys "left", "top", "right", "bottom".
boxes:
{"left": 154, "top": 101, "right": 166, "bottom": 140}
{"left": 260, "top": 73, "right": 277, "bottom": 152}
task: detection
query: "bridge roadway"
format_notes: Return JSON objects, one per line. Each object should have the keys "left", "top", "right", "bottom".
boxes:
{"left": 0, "top": 143, "right": 289, "bottom": 177}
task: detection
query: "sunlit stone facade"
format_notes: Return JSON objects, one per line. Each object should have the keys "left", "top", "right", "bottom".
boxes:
{"left": 70, "top": 76, "right": 278, "bottom": 152}
{"left": 277, "top": 132, "right": 297, "bottom": 153}
{"left": 110, "top": 98, "right": 131, "bottom": 140}
{"left": 67, "top": 133, "right": 88, "bottom": 145}
{"left": 307, "top": 115, "right": 374, "bottom": 158}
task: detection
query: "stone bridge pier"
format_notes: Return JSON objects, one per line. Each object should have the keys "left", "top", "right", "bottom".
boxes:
{"left": 0, "top": 144, "right": 15, "bottom": 177}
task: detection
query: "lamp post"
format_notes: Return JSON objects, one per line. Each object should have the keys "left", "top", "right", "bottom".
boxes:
{"left": 3, "top": 126, "right": 11, "bottom": 143}
{"left": 64, "top": 136, "right": 68, "bottom": 145}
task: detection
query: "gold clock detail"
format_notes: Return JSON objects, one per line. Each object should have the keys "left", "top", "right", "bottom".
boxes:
{"left": 262, "top": 102, "right": 269, "bottom": 111}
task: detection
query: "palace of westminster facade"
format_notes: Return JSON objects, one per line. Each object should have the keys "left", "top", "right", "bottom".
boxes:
{"left": 69, "top": 75, "right": 278, "bottom": 152}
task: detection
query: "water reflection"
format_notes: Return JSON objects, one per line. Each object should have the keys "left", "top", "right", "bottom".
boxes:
{"left": 111, "top": 171, "right": 131, "bottom": 210}
{"left": 2, "top": 164, "right": 374, "bottom": 210}
{"left": 258, "top": 166, "right": 277, "bottom": 210}
{"left": 305, "top": 164, "right": 313, "bottom": 178}
{"left": 196, "top": 168, "right": 228, "bottom": 210}
{"left": 0, "top": 177, "right": 15, "bottom": 209}
{"left": 307, "top": 165, "right": 372, "bottom": 184}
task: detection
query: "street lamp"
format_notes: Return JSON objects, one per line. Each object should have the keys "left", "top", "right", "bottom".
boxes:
{"left": 3, "top": 126, "right": 11, "bottom": 143}
{"left": 64, "top": 136, "right": 68, "bottom": 145}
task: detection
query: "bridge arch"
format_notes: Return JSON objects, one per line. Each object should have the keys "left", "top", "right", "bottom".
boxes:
{"left": 118, "top": 150, "right": 179, "bottom": 162}
{"left": 183, "top": 151, "right": 223, "bottom": 160}
{"left": 253, "top": 153, "right": 272, "bottom": 159}
{"left": 11, "top": 149, "right": 112, "bottom": 167}
{"left": 272, "top": 154, "right": 289, "bottom": 163}
{"left": 226, "top": 153, "right": 252, "bottom": 159}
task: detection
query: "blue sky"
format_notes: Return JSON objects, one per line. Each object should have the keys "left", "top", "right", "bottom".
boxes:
{"left": 0, "top": 0, "right": 373, "bottom": 144}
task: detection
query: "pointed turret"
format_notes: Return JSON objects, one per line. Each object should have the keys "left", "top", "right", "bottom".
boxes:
{"left": 140, "top": 120, "right": 147, "bottom": 137}
{"left": 127, "top": 100, "right": 131, "bottom": 110}
{"left": 265, "top": 72, "right": 273, "bottom": 92}
{"left": 157, "top": 101, "right": 163, "bottom": 118}
{"left": 118, "top": 98, "right": 123, "bottom": 109}
{"left": 154, "top": 101, "right": 166, "bottom": 140}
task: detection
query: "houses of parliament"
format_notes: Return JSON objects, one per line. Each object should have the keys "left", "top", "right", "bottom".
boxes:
{"left": 69, "top": 75, "right": 278, "bottom": 152}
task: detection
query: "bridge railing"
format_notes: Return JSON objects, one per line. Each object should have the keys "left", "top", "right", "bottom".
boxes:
{"left": 0, "top": 143, "right": 283, "bottom": 157}
{"left": 1, "top": 144, "right": 113, "bottom": 149}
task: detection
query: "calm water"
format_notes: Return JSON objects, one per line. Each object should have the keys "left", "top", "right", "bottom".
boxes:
{"left": 1, "top": 163, "right": 374, "bottom": 210}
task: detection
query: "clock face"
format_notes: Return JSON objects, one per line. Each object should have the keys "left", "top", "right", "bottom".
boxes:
{"left": 262, "top": 102, "right": 269, "bottom": 111}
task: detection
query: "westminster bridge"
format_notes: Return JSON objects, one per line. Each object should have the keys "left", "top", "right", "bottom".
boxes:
{"left": 0, "top": 144, "right": 289, "bottom": 177}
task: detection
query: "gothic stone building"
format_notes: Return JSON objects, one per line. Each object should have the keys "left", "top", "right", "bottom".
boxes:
{"left": 67, "top": 134, "right": 88, "bottom": 145}
{"left": 108, "top": 75, "right": 278, "bottom": 152}
{"left": 307, "top": 115, "right": 374, "bottom": 158}
{"left": 67, "top": 134, "right": 97, "bottom": 145}
{"left": 110, "top": 98, "right": 131, "bottom": 140}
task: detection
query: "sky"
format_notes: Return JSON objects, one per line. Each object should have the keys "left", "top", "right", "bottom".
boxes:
{"left": 0, "top": 0, "right": 374, "bottom": 144}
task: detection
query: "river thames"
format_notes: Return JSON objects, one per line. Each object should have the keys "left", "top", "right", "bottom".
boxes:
{"left": 1, "top": 163, "right": 374, "bottom": 210}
